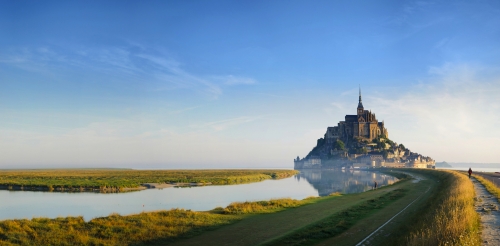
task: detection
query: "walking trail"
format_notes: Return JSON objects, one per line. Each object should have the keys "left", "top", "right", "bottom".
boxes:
{"left": 472, "top": 177, "right": 500, "bottom": 245}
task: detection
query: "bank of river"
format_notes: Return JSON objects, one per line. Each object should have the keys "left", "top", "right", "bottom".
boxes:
{"left": 0, "top": 170, "right": 397, "bottom": 221}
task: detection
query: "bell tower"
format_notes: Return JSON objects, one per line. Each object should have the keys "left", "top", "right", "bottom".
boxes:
{"left": 357, "top": 86, "right": 364, "bottom": 116}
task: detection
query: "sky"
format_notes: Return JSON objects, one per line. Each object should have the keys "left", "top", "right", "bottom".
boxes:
{"left": 1, "top": 0, "right": 500, "bottom": 169}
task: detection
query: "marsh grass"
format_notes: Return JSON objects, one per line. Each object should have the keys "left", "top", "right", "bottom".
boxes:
{"left": 223, "top": 198, "right": 303, "bottom": 214}
{"left": 0, "top": 197, "right": 312, "bottom": 245}
{"left": 0, "top": 169, "right": 298, "bottom": 191}
{"left": 405, "top": 170, "right": 481, "bottom": 246}
{"left": 0, "top": 210, "right": 240, "bottom": 245}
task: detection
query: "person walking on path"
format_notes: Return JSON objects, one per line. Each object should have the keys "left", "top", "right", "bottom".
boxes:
{"left": 468, "top": 168, "right": 472, "bottom": 179}
{"left": 374, "top": 181, "right": 378, "bottom": 190}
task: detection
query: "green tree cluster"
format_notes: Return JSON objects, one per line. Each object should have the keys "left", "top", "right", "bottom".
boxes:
{"left": 333, "top": 139, "right": 345, "bottom": 150}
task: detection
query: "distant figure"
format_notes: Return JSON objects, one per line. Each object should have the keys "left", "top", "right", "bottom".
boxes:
{"left": 374, "top": 181, "right": 378, "bottom": 190}
{"left": 468, "top": 168, "right": 472, "bottom": 179}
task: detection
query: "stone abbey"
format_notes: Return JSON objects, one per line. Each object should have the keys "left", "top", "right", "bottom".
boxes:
{"left": 294, "top": 89, "right": 435, "bottom": 169}
{"left": 325, "top": 88, "right": 388, "bottom": 143}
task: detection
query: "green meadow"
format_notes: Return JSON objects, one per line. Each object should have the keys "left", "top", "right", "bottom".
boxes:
{"left": 0, "top": 169, "right": 298, "bottom": 191}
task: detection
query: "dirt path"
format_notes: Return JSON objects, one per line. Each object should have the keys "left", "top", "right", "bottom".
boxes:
{"left": 472, "top": 177, "right": 500, "bottom": 245}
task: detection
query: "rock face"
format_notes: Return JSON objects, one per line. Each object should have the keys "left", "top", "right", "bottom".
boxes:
{"left": 294, "top": 90, "right": 435, "bottom": 169}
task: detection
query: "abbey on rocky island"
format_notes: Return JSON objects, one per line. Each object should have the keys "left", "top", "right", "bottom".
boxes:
{"left": 325, "top": 88, "right": 388, "bottom": 144}
{"left": 294, "top": 88, "right": 435, "bottom": 169}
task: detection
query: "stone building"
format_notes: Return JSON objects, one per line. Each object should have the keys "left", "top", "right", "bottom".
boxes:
{"left": 294, "top": 88, "right": 434, "bottom": 170}
{"left": 325, "top": 88, "right": 388, "bottom": 144}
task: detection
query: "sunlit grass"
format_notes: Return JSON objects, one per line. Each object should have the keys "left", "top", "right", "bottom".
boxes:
{"left": 0, "top": 169, "right": 298, "bottom": 191}
{"left": 0, "top": 210, "right": 239, "bottom": 245}
{"left": 405, "top": 170, "right": 481, "bottom": 246}
{"left": 0, "top": 196, "right": 312, "bottom": 245}
{"left": 223, "top": 198, "right": 303, "bottom": 214}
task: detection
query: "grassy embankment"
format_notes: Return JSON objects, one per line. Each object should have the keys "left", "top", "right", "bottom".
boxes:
{"left": 473, "top": 173, "right": 500, "bottom": 200}
{"left": 0, "top": 169, "right": 298, "bottom": 192}
{"left": 399, "top": 169, "right": 480, "bottom": 246}
{"left": 0, "top": 198, "right": 317, "bottom": 245}
{"left": 263, "top": 189, "right": 408, "bottom": 245}
{"left": 262, "top": 169, "right": 480, "bottom": 246}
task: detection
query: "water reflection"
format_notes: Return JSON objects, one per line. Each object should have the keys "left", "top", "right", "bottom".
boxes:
{"left": 0, "top": 170, "right": 397, "bottom": 221}
{"left": 295, "top": 169, "right": 397, "bottom": 196}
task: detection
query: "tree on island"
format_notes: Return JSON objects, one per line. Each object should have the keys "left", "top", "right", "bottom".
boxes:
{"left": 334, "top": 139, "right": 345, "bottom": 150}
{"left": 382, "top": 149, "right": 389, "bottom": 159}
{"left": 399, "top": 144, "right": 406, "bottom": 151}
{"left": 352, "top": 147, "right": 368, "bottom": 154}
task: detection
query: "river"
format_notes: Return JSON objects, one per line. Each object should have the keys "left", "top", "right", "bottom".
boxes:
{"left": 0, "top": 169, "right": 398, "bottom": 221}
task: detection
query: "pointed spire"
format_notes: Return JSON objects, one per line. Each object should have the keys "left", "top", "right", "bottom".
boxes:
{"left": 357, "top": 85, "right": 364, "bottom": 110}
{"left": 359, "top": 85, "right": 362, "bottom": 103}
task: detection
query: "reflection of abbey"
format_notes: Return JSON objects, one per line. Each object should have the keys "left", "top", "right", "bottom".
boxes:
{"left": 294, "top": 89, "right": 435, "bottom": 169}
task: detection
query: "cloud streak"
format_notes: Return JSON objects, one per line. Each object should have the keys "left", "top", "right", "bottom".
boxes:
{"left": 0, "top": 45, "right": 257, "bottom": 99}
{"left": 191, "top": 116, "right": 262, "bottom": 132}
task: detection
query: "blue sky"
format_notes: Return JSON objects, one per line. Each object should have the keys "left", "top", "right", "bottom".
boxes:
{"left": 1, "top": 0, "right": 500, "bottom": 168}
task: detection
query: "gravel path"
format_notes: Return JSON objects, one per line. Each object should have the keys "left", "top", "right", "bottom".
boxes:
{"left": 472, "top": 177, "right": 500, "bottom": 245}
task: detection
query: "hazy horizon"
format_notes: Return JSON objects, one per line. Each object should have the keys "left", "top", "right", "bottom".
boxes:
{"left": 1, "top": 1, "right": 500, "bottom": 169}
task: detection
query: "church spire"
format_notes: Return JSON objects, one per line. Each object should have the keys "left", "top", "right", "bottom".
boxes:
{"left": 359, "top": 85, "right": 362, "bottom": 104}
{"left": 357, "top": 85, "right": 364, "bottom": 115}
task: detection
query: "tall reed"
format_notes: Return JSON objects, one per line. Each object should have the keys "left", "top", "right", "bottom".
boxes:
{"left": 223, "top": 198, "right": 303, "bottom": 214}
{"left": 0, "top": 197, "right": 311, "bottom": 245}
{"left": 406, "top": 170, "right": 480, "bottom": 246}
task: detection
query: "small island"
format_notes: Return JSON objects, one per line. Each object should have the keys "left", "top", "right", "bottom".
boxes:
{"left": 435, "top": 161, "right": 453, "bottom": 168}
{"left": 295, "top": 89, "right": 435, "bottom": 169}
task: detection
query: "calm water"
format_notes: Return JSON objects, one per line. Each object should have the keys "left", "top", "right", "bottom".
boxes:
{"left": 0, "top": 169, "right": 397, "bottom": 221}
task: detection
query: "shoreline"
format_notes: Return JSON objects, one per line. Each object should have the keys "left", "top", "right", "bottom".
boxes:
{"left": 0, "top": 171, "right": 405, "bottom": 222}
{"left": 0, "top": 182, "right": 215, "bottom": 193}
{"left": 0, "top": 169, "right": 298, "bottom": 193}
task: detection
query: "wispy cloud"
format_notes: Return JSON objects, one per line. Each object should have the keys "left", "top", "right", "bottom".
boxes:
{"left": 191, "top": 116, "right": 262, "bottom": 131}
{"left": 255, "top": 93, "right": 289, "bottom": 99}
{"left": 340, "top": 88, "right": 358, "bottom": 96}
{"left": 433, "top": 38, "right": 450, "bottom": 49}
{"left": 210, "top": 75, "right": 257, "bottom": 85}
{"left": 169, "top": 105, "right": 201, "bottom": 114}
{"left": 137, "top": 54, "right": 223, "bottom": 98}
{"left": 1, "top": 45, "right": 258, "bottom": 99}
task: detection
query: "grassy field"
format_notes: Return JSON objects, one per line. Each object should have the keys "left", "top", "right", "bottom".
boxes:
{"left": 0, "top": 198, "right": 316, "bottom": 245}
{"left": 0, "top": 169, "right": 298, "bottom": 191}
{"left": 0, "top": 169, "right": 482, "bottom": 245}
